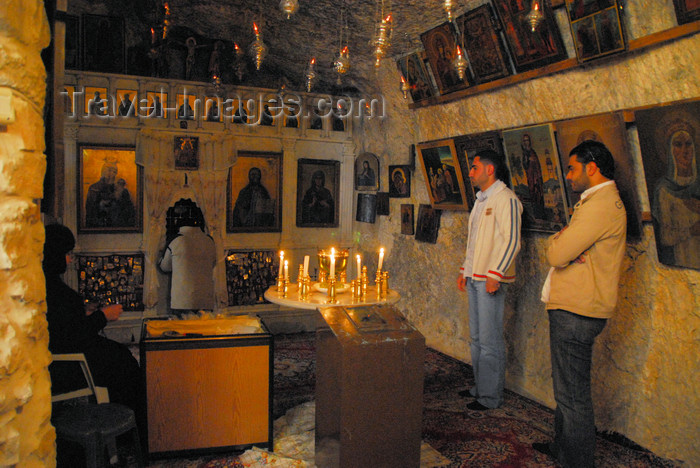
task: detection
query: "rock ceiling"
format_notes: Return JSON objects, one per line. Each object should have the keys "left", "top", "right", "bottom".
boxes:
{"left": 71, "top": 0, "right": 489, "bottom": 95}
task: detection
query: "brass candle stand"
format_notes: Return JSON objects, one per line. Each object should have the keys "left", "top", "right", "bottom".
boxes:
{"left": 375, "top": 269, "right": 383, "bottom": 298}
{"left": 327, "top": 277, "right": 337, "bottom": 303}
{"left": 361, "top": 266, "right": 369, "bottom": 300}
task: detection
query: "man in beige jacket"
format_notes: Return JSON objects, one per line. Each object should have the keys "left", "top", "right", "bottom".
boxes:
{"left": 533, "top": 140, "right": 627, "bottom": 468}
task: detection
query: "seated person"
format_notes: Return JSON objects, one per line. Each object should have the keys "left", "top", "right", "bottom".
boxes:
{"left": 43, "top": 224, "right": 143, "bottom": 428}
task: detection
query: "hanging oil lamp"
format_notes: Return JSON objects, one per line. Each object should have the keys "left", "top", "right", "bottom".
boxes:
{"left": 373, "top": 14, "right": 393, "bottom": 68}
{"left": 279, "top": 0, "right": 299, "bottom": 19}
{"left": 249, "top": 22, "right": 268, "bottom": 71}
{"left": 526, "top": 1, "right": 544, "bottom": 32}
{"left": 306, "top": 57, "right": 316, "bottom": 92}
{"left": 452, "top": 45, "right": 469, "bottom": 81}
{"left": 400, "top": 74, "right": 410, "bottom": 99}
{"left": 444, "top": 0, "right": 454, "bottom": 22}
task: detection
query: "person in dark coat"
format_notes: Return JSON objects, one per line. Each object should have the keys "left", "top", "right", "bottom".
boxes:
{"left": 43, "top": 224, "right": 143, "bottom": 424}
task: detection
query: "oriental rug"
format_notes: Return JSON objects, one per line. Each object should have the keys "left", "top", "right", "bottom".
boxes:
{"left": 143, "top": 333, "right": 677, "bottom": 468}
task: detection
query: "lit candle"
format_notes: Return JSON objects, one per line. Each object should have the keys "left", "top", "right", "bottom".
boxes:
{"left": 150, "top": 28, "right": 156, "bottom": 44}
{"left": 279, "top": 251, "right": 284, "bottom": 278}
{"left": 378, "top": 247, "right": 384, "bottom": 271}
{"left": 284, "top": 260, "right": 289, "bottom": 280}
{"left": 356, "top": 254, "right": 362, "bottom": 280}
{"left": 303, "top": 255, "right": 309, "bottom": 278}
{"left": 330, "top": 253, "right": 335, "bottom": 279}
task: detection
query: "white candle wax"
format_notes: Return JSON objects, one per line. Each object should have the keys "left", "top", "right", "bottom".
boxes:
{"left": 378, "top": 247, "right": 384, "bottom": 271}
{"left": 356, "top": 254, "right": 361, "bottom": 279}
{"left": 279, "top": 251, "right": 284, "bottom": 278}
{"left": 330, "top": 254, "right": 335, "bottom": 278}
{"left": 284, "top": 260, "right": 289, "bottom": 280}
{"left": 303, "top": 255, "right": 309, "bottom": 277}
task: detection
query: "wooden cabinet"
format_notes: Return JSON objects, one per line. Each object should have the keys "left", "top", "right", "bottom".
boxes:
{"left": 140, "top": 318, "right": 272, "bottom": 457}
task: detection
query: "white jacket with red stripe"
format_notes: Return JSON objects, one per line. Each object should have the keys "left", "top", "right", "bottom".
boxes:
{"left": 460, "top": 181, "right": 523, "bottom": 283}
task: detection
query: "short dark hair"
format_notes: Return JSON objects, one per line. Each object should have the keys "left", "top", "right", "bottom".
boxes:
{"left": 475, "top": 149, "right": 511, "bottom": 186}
{"left": 570, "top": 140, "right": 615, "bottom": 180}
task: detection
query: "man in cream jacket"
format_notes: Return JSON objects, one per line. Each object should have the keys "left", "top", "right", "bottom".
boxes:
{"left": 533, "top": 140, "right": 627, "bottom": 467}
{"left": 457, "top": 149, "right": 522, "bottom": 410}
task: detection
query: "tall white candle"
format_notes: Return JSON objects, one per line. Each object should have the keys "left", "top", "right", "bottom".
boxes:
{"left": 279, "top": 251, "right": 284, "bottom": 278}
{"left": 330, "top": 254, "right": 335, "bottom": 278}
{"left": 356, "top": 254, "right": 361, "bottom": 279}
{"left": 303, "top": 255, "right": 309, "bottom": 277}
{"left": 378, "top": 247, "right": 384, "bottom": 271}
{"left": 284, "top": 260, "right": 289, "bottom": 280}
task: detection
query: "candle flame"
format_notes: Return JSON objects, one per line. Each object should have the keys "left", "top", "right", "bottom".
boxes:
{"left": 384, "top": 14, "right": 392, "bottom": 22}
{"left": 310, "top": 57, "right": 316, "bottom": 65}
{"left": 253, "top": 22, "right": 259, "bottom": 34}
{"left": 400, "top": 75, "right": 406, "bottom": 83}
{"left": 380, "top": 247, "right": 385, "bottom": 254}
{"left": 234, "top": 43, "right": 240, "bottom": 50}
{"left": 342, "top": 46, "right": 349, "bottom": 54}
{"left": 456, "top": 45, "right": 463, "bottom": 56}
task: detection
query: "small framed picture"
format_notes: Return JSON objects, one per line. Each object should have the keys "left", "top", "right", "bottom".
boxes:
{"left": 205, "top": 96, "right": 223, "bottom": 122}
{"left": 376, "top": 192, "right": 390, "bottom": 216}
{"left": 356, "top": 193, "right": 377, "bottom": 224}
{"left": 417, "top": 138, "right": 469, "bottom": 210}
{"left": 227, "top": 152, "right": 283, "bottom": 233}
{"left": 388, "top": 165, "right": 411, "bottom": 198}
{"left": 173, "top": 136, "right": 199, "bottom": 170}
{"left": 84, "top": 86, "right": 108, "bottom": 116}
{"left": 492, "top": 0, "right": 567, "bottom": 73}
{"left": 116, "top": 89, "right": 137, "bottom": 117}
{"left": 145, "top": 91, "right": 167, "bottom": 118}
{"left": 396, "top": 52, "right": 436, "bottom": 103}
{"left": 355, "top": 152, "right": 380, "bottom": 191}
{"left": 565, "top": 0, "right": 626, "bottom": 62}
{"left": 415, "top": 204, "right": 441, "bottom": 244}
{"left": 296, "top": 158, "right": 340, "bottom": 228}
{"left": 176, "top": 93, "right": 197, "bottom": 120}
{"left": 672, "top": 0, "right": 700, "bottom": 24}
{"left": 78, "top": 145, "right": 142, "bottom": 233}
{"left": 401, "top": 204, "right": 415, "bottom": 235}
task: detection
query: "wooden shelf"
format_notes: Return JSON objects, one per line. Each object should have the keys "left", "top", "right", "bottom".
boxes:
{"left": 409, "top": 21, "right": 700, "bottom": 110}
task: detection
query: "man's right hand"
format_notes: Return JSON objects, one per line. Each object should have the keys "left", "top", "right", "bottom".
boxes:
{"left": 101, "top": 304, "right": 123, "bottom": 322}
{"left": 457, "top": 275, "right": 467, "bottom": 292}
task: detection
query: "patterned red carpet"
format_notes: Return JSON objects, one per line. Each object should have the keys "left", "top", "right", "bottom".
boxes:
{"left": 147, "top": 332, "right": 679, "bottom": 468}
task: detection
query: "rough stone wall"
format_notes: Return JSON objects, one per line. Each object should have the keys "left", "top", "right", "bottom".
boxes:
{"left": 0, "top": 1, "right": 53, "bottom": 466}
{"left": 357, "top": 2, "right": 699, "bottom": 465}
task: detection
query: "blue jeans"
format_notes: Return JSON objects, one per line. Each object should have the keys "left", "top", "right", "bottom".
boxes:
{"left": 467, "top": 278, "right": 506, "bottom": 408}
{"left": 548, "top": 309, "right": 607, "bottom": 468}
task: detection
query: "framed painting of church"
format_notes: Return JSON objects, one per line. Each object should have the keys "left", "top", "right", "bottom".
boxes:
{"left": 78, "top": 145, "right": 142, "bottom": 233}
{"left": 417, "top": 139, "right": 469, "bottom": 211}
{"left": 635, "top": 100, "right": 700, "bottom": 270}
{"left": 227, "top": 152, "right": 282, "bottom": 233}
{"left": 491, "top": 0, "right": 567, "bottom": 73}
{"left": 502, "top": 124, "right": 568, "bottom": 232}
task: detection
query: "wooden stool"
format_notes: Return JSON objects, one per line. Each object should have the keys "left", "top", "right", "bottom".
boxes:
{"left": 52, "top": 402, "right": 143, "bottom": 468}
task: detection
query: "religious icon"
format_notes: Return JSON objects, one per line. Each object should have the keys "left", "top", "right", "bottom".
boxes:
{"left": 502, "top": 124, "right": 568, "bottom": 232}
{"left": 415, "top": 204, "right": 441, "bottom": 244}
{"left": 417, "top": 139, "right": 469, "bottom": 211}
{"left": 456, "top": 4, "right": 512, "bottom": 84}
{"left": 389, "top": 165, "right": 411, "bottom": 198}
{"left": 227, "top": 152, "right": 282, "bottom": 233}
{"left": 355, "top": 152, "right": 380, "bottom": 191}
{"left": 636, "top": 100, "right": 700, "bottom": 270}
{"left": 173, "top": 136, "right": 199, "bottom": 170}
{"left": 296, "top": 159, "right": 340, "bottom": 228}
{"left": 401, "top": 204, "right": 415, "bottom": 235}
{"left": 566, "top": 0, "right": 626, "bottom": 62}
{"left": 421, "top": 22, "right": 470, "bottom": 95}
{"left": 79, "top": 146, "right": 141, "bottom": 233}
